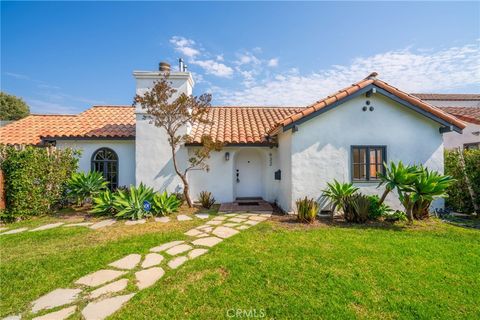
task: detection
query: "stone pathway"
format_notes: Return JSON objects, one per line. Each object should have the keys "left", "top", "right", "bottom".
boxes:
{"left": 5, "top": 212, "right": 270, "bottom": 320}
{"left": 0, "top": 213, "right": 212, "bottom": 236}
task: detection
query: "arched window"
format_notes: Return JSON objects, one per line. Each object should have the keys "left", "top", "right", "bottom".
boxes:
{"left": 91, "top": 148, "right": 118, "bottom": 190}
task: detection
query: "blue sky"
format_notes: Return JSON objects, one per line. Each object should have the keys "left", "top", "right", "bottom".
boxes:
{"left": 1, "top": 1, "right": 479, "bottom": 114}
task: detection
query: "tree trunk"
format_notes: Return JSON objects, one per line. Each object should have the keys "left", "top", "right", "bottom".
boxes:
{"left": 378, "top": 188, "right": 391, "bottom": 206}
{"left": 169, "top": 141, "right": 193, "bottom": 208}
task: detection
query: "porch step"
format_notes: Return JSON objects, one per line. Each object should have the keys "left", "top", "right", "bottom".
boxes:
{"left": 219, "top": 199, "right": 273, "bottom": 213}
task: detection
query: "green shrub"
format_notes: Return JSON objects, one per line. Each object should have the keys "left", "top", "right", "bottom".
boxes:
{"left": 113, "top": 183, "right": 155, "bottom": 220}
{"left": 368, "top": 195, "right": 392, "bottom": 220}
{"left": 90, "top": 189, "right": 115, "bottom": 216}
{"left": 295, "top": 197, "right": 318, "bottom": 223}
{"left": 350, "top": 194, "right": 370, "bottom": 223}
{"left": 67, "top": 171, "right": 108, "bottom": 206}
{"left": 384, "top": 210, "right": 408, "bottom": 222}
{"left": 198, "top": 191, "right": 215, "bottom": 209}
{"left": 445, "top": 149, "right": 480, "bottom": 213}
{"left": 0, "top": 145, "right": 79, "bottom": 221}
{"left": 153, "top": 191, "right": 181, "bottom": 216}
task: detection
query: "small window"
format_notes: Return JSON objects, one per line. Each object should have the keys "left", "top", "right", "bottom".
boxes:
{"left": 351, "top": 146, "right": 386, "bottom": 181}
{"left": 91, "top": 148, "right": 118, "bottom": 190}
{"left": 464, "top": 142, "right": 479, "bottom": 150}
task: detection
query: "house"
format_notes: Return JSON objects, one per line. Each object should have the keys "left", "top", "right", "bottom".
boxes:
{"left": 411, "top": 94, "right": 480, "bottom": 150}
{"left": 0, "top": 62, "right": 467, "bottom": 212}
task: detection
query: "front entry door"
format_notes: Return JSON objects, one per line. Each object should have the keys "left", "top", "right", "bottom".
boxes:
{"left": 235, "top": 150, "right": 263, "bottom": 198}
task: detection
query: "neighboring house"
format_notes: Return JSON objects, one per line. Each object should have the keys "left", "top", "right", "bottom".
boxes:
{"left": 412, "top": 94, "right": 480, "bottom": 150}
{"left": 0, "top": 64, "right": 467, "bottom": 212}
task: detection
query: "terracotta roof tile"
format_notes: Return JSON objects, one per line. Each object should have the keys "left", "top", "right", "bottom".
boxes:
{"left": 268, "top": 74, "right": 466, "bottom": 134}
{"left": 438, "top": 107, "right": 480, "bottom": 125}
{"left": 189, "top": 106, "right": 302, "bottom": 144}
{"left": 412, "top": 93, "right": 480, "bottom": 101}
{"left": 0, "top": 106, "right": 135, "bottom": 145}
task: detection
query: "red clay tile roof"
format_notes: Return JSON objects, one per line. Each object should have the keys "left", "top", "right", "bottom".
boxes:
{"left": 438, "top": 107, "right": 480, "bottom": 125}
{"left": 0, "top": 106, "right": 135, "bottom": 145}
{"left": 189, "top": 106, "right": 303, "bottom": 144}
{"left": 412, "top": 93, "right": 480, "bottom": 101}
{"left": 268, "top": 73, "right": 466, "bottom": 134}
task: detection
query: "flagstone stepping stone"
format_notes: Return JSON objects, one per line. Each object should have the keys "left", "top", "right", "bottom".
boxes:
{"left": 244, "top": 220, "right": 261, "bottom": 226}
{"left": 249, "top": 216, "right": 268, "bottom": 221}
{"left": 3, "top": 315, "right": 21, "bottom": 320}
{"left": 1, "top": 227, "right": 28, "bottom": 235}
{"left": 32, "top": 305, "right": 76, "bottom": 320}
{"left": 196, "top": 225, "right": 213, "bottom": 232}
{"left": 259, "top": 213, "right": 272, "bottom": 217}
{"left": 188, "top": 248, "right": 208, "bottom": 259}
{"left": 63, "top": 222, "right": 93, "bottom": 227}
{"left": 184, "top": 228, "right": 204, "bottom": 236}
{"left": 176, "top": 215, "right": 192, "bottom": 221}
{"left": 29, "top": 222, "right": 64, "bottom": 232}
{"left": 0, "top": 227, "right": 7, "bottom": 232}
{"left": 31, "top": 288, "right": 81, "bottom": 313}
{"left": 223, "top": 222, "right": 238, "bottom": 227}
{"left": 150, "top": 240, "right": 184, "bottom": 252}
{"left": 195, "top": 213, "right": 209, "bottom": 219}
{"left": 90, "top": 219, "right": 116, "bottom": 230}
{"left": 229, "top": 218, "right": 247, "bottom": 223}
{"left": 141, "top": 253, "right": 164, "bottom": 268}
{"left": 125, "top": 219, "right": 146, "bottom": 225}
{"left": 75, "top": 269, "right": 126, "bottom": 287}
{"left": 237, "top": 225, "right": 251, "bottom": 230}
{"left": 155, "top": 216, "right": 170, "bottom": 223}
{"left": 89, "top": 279, "right": 128, "bottom": 299}
{"left": 168, "top": 256, "right": 188, "bottom": 269}
{"left": 108, "top": 254, "right": 141, "bottom": 270}
{"left": 81, "top": 293, "right": 135, "bottom": 320}
{"left": 212, "top": 216, "right": 227, "bottom": 221}
{"left": 191, "top": 236, "right": 223, "bottom": 247}
{"left": 212, "top": 226, "right": 239, "bottom": 239}
{"left": 135, "top": 267, "right": 165, "bottom": 289}
{"left": 225, "top": 213, "right": 237, "bottom": 217}
{"left": 166, "top": 244, "right": 192, "bottom": 255}
{"left": 206, "top": 220, "right": 223, "bottom": 225}
{"left": 194, "top": 233, "right": 210, "bottom": 238}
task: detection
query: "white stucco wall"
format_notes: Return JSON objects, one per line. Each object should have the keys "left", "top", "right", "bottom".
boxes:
{"left": 281, "top": 94, "right": 445, "bottom": 212}
{"left": 56, "top": 139, "right": 135, "bottom": 187}
{"left": 443, "top": 123, "right": 480, "bottom": 149}
{"left": 277, "top": 131, "right": 292, "bottom": 212}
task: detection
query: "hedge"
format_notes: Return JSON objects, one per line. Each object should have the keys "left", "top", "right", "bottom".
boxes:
{"left": 0, "top": 145, "right": 79, "bottom": 221}
{"left": 444, "top": 149, "right": 480, "bottom": 213}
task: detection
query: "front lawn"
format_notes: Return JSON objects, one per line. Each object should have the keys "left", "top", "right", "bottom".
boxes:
{"left": 1, "top": 216, "right": 478, "bottom": 319}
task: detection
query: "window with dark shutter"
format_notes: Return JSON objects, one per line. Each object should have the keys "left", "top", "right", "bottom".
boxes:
{"left": 91, "top": 148, "right": 119, "bottom": 190}
{"left": 351, "top": 146, "right": 386, "bottom": 181}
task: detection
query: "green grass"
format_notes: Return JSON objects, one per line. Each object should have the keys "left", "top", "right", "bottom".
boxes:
{"left": 1, "top": 216, "right": 479, "bottom": 319}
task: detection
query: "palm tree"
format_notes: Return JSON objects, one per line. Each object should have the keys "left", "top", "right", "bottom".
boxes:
{"left": 377, "top": 161, "right": 419, "bottom": 206}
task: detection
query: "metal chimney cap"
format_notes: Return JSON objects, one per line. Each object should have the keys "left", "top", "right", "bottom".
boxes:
{"left": 159, "top": 61, "right": 171, "bottom": 72}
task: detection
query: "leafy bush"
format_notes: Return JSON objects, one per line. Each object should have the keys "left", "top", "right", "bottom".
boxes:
{"left": 67, "top": 171, "right": 108, "bottom": 206}
{"left": 445, "top": 149, "right": 480, "bottom": 213}
{"left": 153, "top": 191, "right": 181, "bottom": 216}
{"left": 90, "top": 189, "right": 115, "bottom": 216}
{"left": 112, "top": 183, "right": 155, "bottom": 220}
{"left": 350, "top": 194, "right": 370, "bottom": 223}
{"left": 199, "top": 191, "right": 215, "bottom": 209}
{"left": 295, "top": 197, "right": 318, "bottom": 223}
{"left": 368, "top": 195, "right": 392, "bottom": 220}
{"left": 0, "top": 145, "right": 79, "bottom": 221}
{"left": 384, "top": 210, "right": 407, "bottom": 222}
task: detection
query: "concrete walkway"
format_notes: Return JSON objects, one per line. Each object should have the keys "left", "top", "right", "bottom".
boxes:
{"left": 5, "top": 212, "right": 270, "bottom": 320}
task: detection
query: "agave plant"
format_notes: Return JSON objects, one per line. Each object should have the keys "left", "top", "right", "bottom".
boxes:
{"left": 399, "top": 167, "right": 454, "bottom": 222}
{"left": 90, "top": 189, "right": 115, "bottom": 216}
{"left": 377, "top": 161, "right": 420, "bottom": 206}
{"left": 112, "top": 183, "right": 155, "bottom": 220}
{"left": 198, "top": 191, "right": 215, "bottom": 209}
{"left": 350, "top": 194, "right": 370, "bottom": 223}
{"left": 295, "top": 197, "right": 318, "bottom": 223}
{"left": 322, "top": 180, "right": 359, "bottom": 220}
{"left": 67, "top": 171, "right": 108, "bottom": 206}
{"left": 152, "top": 191, "right": 181, "bottom": 216}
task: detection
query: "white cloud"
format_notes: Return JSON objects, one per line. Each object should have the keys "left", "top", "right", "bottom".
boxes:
{"left": 26, "top": 98, "right": 79, "bottom": 114}
{"left": 235, "top": 52, "right": 261, "bottom": 66}
{"left": 190, "top": 59, "right": 233, "bottom": 78}
{"left": 4, "top": 72, "right": 30, "bottom": 80}
{"left": 169, "top": 36, "right": 200, "bottom": 58}
{"left": 267, "top": 58, "right": 279, "bottom": 67}
{"left": 216, "top": 43, "right": 480, "bottom": 106}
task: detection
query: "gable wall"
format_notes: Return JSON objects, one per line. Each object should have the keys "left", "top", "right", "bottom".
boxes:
{"left": 286, "top": 93, "right": 444, "bottom": 211}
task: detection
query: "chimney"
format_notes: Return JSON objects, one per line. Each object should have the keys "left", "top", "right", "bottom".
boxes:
{"left": 178, "top": 58, "right": 184, "bottom": 72}
{"left": 159, "top": 61, "right": 171, "bottom": 72}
